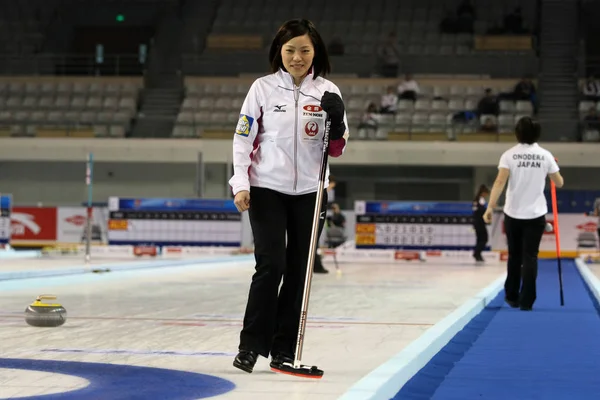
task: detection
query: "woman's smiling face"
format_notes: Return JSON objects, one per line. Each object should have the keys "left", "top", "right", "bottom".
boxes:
{"left": 281, "top": 34, "right": 314, "bottom": 83}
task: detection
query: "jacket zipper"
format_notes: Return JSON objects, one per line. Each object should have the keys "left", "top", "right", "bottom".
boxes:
{"left": 293, "top": 80, "right": 300, "bottom": 193}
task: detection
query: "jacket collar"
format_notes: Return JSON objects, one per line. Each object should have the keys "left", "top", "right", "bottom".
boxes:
{"left": 277, "top": 67, "right": 315, "bottom": 89}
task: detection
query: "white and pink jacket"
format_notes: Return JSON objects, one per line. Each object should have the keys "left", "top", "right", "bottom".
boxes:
{"left": 229, "top": 68, "right": 348, "bottom": 196}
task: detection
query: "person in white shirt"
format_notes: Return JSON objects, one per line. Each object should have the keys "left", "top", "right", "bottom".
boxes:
{"left": 397, "top": 74, "right": 420, "bottom": 101}
{"left": 582, "top": 75, "right": 600, "bottom": 101}
{"left": 379, "top": 85, "right": 398, "bottom": 114}
{"left": 483, "top": 117, "right": 563, "bottom": 311}
{"left": 229, "top": 19, "right": 349, "bottom": 374}
{"left": 472, "top": 184, "right": 490, "bottom": 263}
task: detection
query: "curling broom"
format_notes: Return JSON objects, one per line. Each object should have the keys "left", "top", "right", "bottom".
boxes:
{"left": 270, "top": 117, "right": 332, "bottom": 379}
{"left": 550, "top": 180, "right": 564, "bottom": 306}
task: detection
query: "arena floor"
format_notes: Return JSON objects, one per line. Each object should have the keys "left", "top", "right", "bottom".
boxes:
{"left": 0, "top": 254, "right": 509, "bottom": 399}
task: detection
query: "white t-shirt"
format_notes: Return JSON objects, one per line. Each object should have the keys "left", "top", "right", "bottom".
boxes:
{"left": 380, "top": 93, "right": 398, "bottom": 111}
{"left": 397, "top": 80, "right": 420, "bottom": 94}
{"left": 498, "top": 143, "right": 559, "bottom": 219}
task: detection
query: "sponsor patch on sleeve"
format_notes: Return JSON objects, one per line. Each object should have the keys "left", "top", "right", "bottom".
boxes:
{"left": 235, "top": 114, "right": 254, "bottom": 137}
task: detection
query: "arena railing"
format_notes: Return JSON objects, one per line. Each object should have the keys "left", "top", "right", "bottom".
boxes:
{"left": 180, "top": 51, "right": 539, "bottom": 78}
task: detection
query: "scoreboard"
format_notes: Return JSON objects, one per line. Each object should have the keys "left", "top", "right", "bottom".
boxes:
{"left": 354, "top": 200, "right": 489, "bottom": 251}
{"left": 0, "top": 194, "right": 11, "bottom": 246}
{"left": 107, "top": 197, "right": 242, "bottom": 247}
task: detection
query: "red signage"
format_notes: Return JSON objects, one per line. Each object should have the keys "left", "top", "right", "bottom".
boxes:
{"left": 11, "top": 207, "right": 57, "bottom": 241}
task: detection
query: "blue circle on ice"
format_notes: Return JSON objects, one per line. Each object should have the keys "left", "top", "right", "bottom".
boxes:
{"left": 0, "top": 358, "right": 236, "bottom": 399}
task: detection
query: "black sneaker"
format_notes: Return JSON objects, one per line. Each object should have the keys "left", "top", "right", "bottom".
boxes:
{"left": 233, "top": 350, "right": 258, "bottom": 373}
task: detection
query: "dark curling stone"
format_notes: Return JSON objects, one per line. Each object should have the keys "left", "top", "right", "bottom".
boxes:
{"left": 25, "top": 294, "right": 67, "bottom": 327}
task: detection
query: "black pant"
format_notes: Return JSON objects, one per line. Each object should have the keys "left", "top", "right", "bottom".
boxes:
{"left": 503, "top": 213, "right": 546, "bottom": 308}
{"left": 239, "top": 186, "right": 327, "bottom": 359}
{"left": 473, "top": 221, "right": 488, "bottom": 258}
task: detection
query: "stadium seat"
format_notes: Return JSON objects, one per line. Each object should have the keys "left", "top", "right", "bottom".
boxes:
{"left": 0, "top": 78, "right": 141, "bottom": 138}
{"left": 175, "top": 77, "right": 533, "bottom": 140}
{"left": 184, "top": 0, "right": 538, "bottom": 77}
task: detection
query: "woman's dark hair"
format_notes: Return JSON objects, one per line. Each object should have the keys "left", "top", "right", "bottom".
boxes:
{"left": 474, "top": 184, "right": 490, "bottom": 201}
{"left": 268, "top": 19, "right": 331, "bottom": 79}
{"left": 515, "top": 116, "right": 541, "bottom": 144}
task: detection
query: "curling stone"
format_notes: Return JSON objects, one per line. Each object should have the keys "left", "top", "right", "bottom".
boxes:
{"left": 25, "top": 294, "right": 67, "bottom": 327}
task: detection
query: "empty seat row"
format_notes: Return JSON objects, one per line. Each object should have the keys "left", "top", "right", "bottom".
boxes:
{"left": 169, "top": 121, "right": 509, "bottom": 140}
{"left": 0, "top": 95, "right": 137, "bottom": 111}
{"left": 178, "top": 95, "right": 533, "bottom": 116}
{"left": 186, "top": 82, "right": 516, "bottom": 98}
{"left": 0, "top": 81, "right": 141, "bottom": 96}
{"left": 214, "top": 0, "right": 535, "bottom": 31}
{"left": 346, "top": 98, "right": 533, "bottom": 113}
{"left": 176, "top": 111, "right": 239, "bottom": 127}
{"left": 172, "top": 110, "right": 532, "bottom": 133}
{"left": 340, "top": 44, "right": 478, "bottom": 56}
{"left": 362, "top": 112, "right": 531, "bottom": 127}
{"left": 6, "top": 124, "right": 126, "bottom": 138}
{"left": 578, "top": 100, "right": 600, "bottom": 113}
{"left": 0, "top": 110, "right": 133, "bottom": 125}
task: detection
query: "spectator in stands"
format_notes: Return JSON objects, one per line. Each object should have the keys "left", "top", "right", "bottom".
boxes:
{"left": 457, "top": 0, "right": 475, "bottom": 18}
{"left": 328, "top": 36, "right": 344, "bottom": 56}
{"left": 503, "top": 7, "right": 526, "bottom": 34}
{"left": 379, "top": 85, "right": 398, "bottom": 114}
{"left": 580, "top": 107, "right": 600, "bottom": 142}
{"left": 455, "top": 0, "right": 475, "bottom": 33}
{"left": 477, "top": 88, "right": 499, "bottom": 116}
{"left": 397, "top": 74, "right": 419, "bottom": 101}
{"left": 514, "top": 76, "right": 536, "bottom": 101}
{"left": 357, "top": 102, "right": 380, "bottom": 139}
{"left": 513, "top": 76, "right": 537, "bottom": 114}
{"left": 582, "top": 75, "right": 600, "bottom": 101}
{"left": 480, "top": 116, "right": 498, "bottom": 133}
{"left": 583, "top": 107, "right": 600, "bottom": 129}
{"left": 376, "top": 32, "right": 401, "bottom": 78}
{"left": 440, "top": 9, "right": 458, "bottom": 34}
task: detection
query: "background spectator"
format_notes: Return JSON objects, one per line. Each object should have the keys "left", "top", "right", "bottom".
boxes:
{"left": 357, "top": 102, "right": 380, "bottom": 139}
{"left": 582, "top": 75, "right": 600, "bottom": 102}
{"left": 477, "top": 88, "right": 499, "bottom": 116}
{"left": 376, "top": 32, "right": 401, "bottom": 78}
{"left": 380, "top": 85, "right": 398, "bottom": 114}
{"left": 397, "top": 74, "right": 419, "bottom": 101}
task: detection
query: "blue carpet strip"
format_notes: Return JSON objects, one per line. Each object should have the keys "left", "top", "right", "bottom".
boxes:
{"left": 393, "top": 259, "right": 600, "bottom": 400}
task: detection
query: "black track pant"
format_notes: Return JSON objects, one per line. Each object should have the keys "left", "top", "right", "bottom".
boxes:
{"left": 503, "top": 213, "right": 546, "bottom": 308}
{"left": 473, "top": 221, "right": 488, "bottom": 258}
{"left": 239, "top": 186, "right": 327, "bottom": 359}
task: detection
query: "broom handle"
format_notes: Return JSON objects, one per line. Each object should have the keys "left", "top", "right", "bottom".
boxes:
{"left": 550, "top": 180, "right": 564, "bottom": 306}
{"left": 294, "top": 118, "right": 331, "bottom": 368}
{"left": 550, "top": 181, "right": 561, "bottom": 258}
